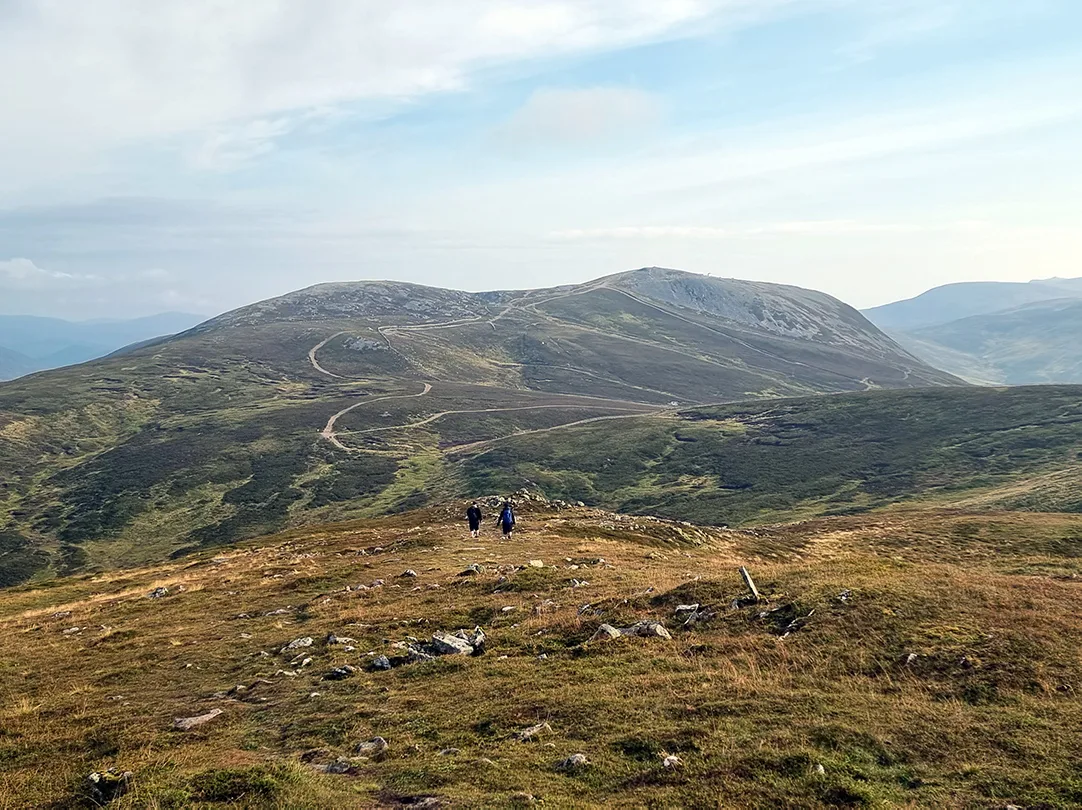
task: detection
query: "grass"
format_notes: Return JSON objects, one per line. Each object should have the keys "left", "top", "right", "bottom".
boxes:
{"left": 2, "top": 501, "right": 1082, "bottom": 807}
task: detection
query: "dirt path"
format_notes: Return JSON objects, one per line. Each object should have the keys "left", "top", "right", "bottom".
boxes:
{"left": 447, "top": 410, "right": 670, "bottom": 456}
{"left": 338, "top": 402, "right": 651, "bottom": 439}
{"left": 321, "top": 383, "right": 432, "bottom": 451}
{"left": 308, "top": 332, "right": 348, "bottom": 379}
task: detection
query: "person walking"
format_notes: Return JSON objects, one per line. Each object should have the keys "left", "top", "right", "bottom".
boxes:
{"left": 497, "top": 500, "right": 516, "bottom": 539}
{"left": 467, "top": 502, "right": 483, "bottom": 538}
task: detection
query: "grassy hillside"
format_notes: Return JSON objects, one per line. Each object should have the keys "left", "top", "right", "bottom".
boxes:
{"left": 3, "top": 502, "right": 1082, "bottom": 807}
{"left": 0, "top": 269, "right": 959, "bottom": 582}
{"left": 905, "top": 299, "right": 1082, "bottom": 385}
{"left": 459, "top": 386, "right": 1082, "bottom": 526}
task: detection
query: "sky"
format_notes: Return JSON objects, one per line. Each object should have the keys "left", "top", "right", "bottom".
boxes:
{"left": 1, "top": 0, "right": 1080, "bottom": 319}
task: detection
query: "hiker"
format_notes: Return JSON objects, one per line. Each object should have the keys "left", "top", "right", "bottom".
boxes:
{"left": 467, "top": 502, "right": 483, "bottom": 538}
{"left": 497, "top": 500, "right": 516, "bottom": 539}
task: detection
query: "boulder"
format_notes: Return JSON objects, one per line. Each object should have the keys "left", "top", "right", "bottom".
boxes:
{"left": 556, "top": 753, "right": 589, "bottom": 771}
{"left": 527, "top": 560, "right": 545, "bottom": 569}
{"left": 355, "top": 736, "right": 389, "bottom": 760}
{"left": 515, "top": 722, "right": 553, "bottom": 742}
{"left": 83, "top": 769, "right": 132, "bottom": 804}
{"left": 400, "top": 569, "right": 418, "bottom": 578}
{"left": 322, "top": 665, "right": 356, "bottom": 681}
{"left": 430, "top": 632, "right": 475, "bottom": 656}
{"left": 280, "top": 637, "right": 313, "bottom": 654}
{"left": 369, "top": 655, "right": 393, "bottom": 672}
{"left": 172, "top": 708, "right": 223, "bottom": 731}
{"left": 147, "top": 587, "right": 169, "bottom": 599}
{"left": 621, "top": 621, "right": 672, "bottom": 640}
{"left": 459, "top": 564, "right": 485, "bottom": 576}
{"left": 590, "top": 624, "right": 622, "bottom": 642}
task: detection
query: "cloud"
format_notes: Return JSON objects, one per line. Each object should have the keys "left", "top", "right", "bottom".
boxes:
{"left": 0, "top": 258, "right": 99, "bottom": 290}
{"left": 0, "top": 0, "right": 759, "bottom": 185}
{"left": 497, "top": 86, "right": 662, "bottom": 149}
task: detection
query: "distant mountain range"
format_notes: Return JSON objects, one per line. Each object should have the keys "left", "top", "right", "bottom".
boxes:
{"left": 0, "top": 312, "right": 206, "bottom": 380}
{"left": 862, "top": 277, "right": 1082, "bottom": 384}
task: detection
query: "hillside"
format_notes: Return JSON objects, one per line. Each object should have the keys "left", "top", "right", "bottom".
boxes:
{"left": 0, "top": 312, "right": 205, "bottom": 381}
{"left": 0, "top": 268, "right": 959, "bottom": 583}
{"left": 3, "top": 501, "right": 1082, "bottom": 807}
{"left": 904, "top": 299, "right": 1082, "bottom": 384}
{"left": 459, "top": 385, "right": 1082, "bottom": 526}
{"left": 862, "top": 277, "right": 1082, "bottom": 332}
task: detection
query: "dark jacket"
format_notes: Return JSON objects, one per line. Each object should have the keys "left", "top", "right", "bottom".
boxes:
{"left": 467, "top": 506, "right": 483, "bottom": 528}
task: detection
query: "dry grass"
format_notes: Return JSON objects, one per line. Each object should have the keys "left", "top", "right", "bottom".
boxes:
{"left": 2, "top": 502, "right": 1082, "bottom": 808}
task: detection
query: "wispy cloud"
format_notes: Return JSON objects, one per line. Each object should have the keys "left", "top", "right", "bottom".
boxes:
{"left": 496, "top": 86, "right": 662, "bottom": 149}
{"left": 0, "top": 258, "right": 99, "bottom": 290}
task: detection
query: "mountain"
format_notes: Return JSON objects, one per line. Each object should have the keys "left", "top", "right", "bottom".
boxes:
{"left": 0, "top": 311, "right": 205, "bottom": 380}
{"left": 863, "top": 277, "right": 1082, "bottom": 384}
{"left": 4, "top": 499, "right": 1082, "bottom": 808}
{"left": 902, "top": 298, "right": 1082, "bottom": 384}
{"left": 0, "top": 345, "right": 37, "bottom": 381}
{"left": 0, "top": 267, "right": 961, "bottom": 581}
{"left": 862, "top": 277, "right": 1082, "bottom": 331}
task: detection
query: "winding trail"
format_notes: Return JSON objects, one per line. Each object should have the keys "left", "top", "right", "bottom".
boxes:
{"left": 308, "top": 332, "right": 348, "bottom": 379}
{"left": 320, "top": 383, "right": 432, "bottom": 451}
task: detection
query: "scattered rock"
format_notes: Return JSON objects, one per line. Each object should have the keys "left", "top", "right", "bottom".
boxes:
{"left": 557, "top": 753, "right": 589, "bottom": 771}
{"left": 662, "top": 754, "right": 683, "bottom": 769}
{"left": 459, "top": 564, "right": 485, "bottom": 576}
{"left": 590, "top": 624, "right": 622, "bottom": 642}
{"left": 280, "top": 636, "right": 313, "bottom": 654}
{"left": 591, "top": 621, "right": 672, "bottom": 642}
{"left": 515, "top": 722, "right": 553, "bottom": 742}
{"left": 837, "top": 589, "right": 853, "bottom": 603}
{"left": 61, "top": 627, "right": 82, "bottom": 635}
{"left": 327, "top": 634, "right": 357, "bottom": 645}
{"left": 264, "top": 607, "right": 293, "bottom": 616}
{"left": 313, "top": 756, "right": 362, "bottom": 775}
{"left": 355, "top": 736, "right": 389, "bottom": 760}
{"left": 82, "top": 769, "right": 133, "bottom": 804}
{"left": 369, "top": 655, "right": 393, "bottom": 672}
{"left": 814, "top": 763, "right": 826, "bottom": 776}
{"left": 323, "top": 665, "right": 357, "bottom": 681}
{"left": 527, "top": 560, "right": 545, "bottom": 569}
{"left": 51, "top": 611, "right": 72, "bottom": 619}
{"left": 147, "top": 587, "right": 169, "bottom": 599}
{"left": 172, "top": 708, "right": 223, "bottom": 731}
{"left": 904, "top": 653, "right": 919, "bottom": 666}
{"left": 675, "top": 603, "right": 700, "bottom": 614}
{"left": 501, "top": 606, "right": 516, "bottom": 613}
{"left": 430, "top": 632, "right": 475, "bottom": 656}
{"left": 400, "top": 569, "right": 419, "bottom": 578}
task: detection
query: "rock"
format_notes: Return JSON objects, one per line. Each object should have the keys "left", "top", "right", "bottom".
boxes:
{"left": 400, "top": 569, "right": 418, "bottom": 578}
{"left": 172, "top": 708, "right": 223, "bottom": 731}
{"left": 430, "top": 631, "right": 475, "bottom": 656}
{"left": 439, "top": 748, "right": 460, "bottom": 756}
{"left": 662, "top": 754, "right": 683, "bottom": 769}
{"left": 51, "top": 611, "right": 72, "bottom": 619}
{"left": 515, "top": 722, "right": 553, "bottom": 742}
{"left": 147, "top": 587, "right": 169, "bottom": 599}
{"left": 814, "top": 763, "right": 826, "bottom": 776}
{"left": 323, "top": 665, "right": 356, "bottom": 681}
{"left": 83, "top": 769, "right": 133, "bottom": 804}
{"left": 622, "top": 621, "right": 672, "bottom": 640}
{"left": 280, "top": 636, "right": 313, "bottom": 654}
{"left": 557, "top": 753, "right": 589, "bottom": 771}
{"left": 527, "top": 560, "right": 545, "bottom": 569}
{"left": 904, "top": 653, "right": 919, "bottom": 666}
{"left": 314, "top": 756, "right": 361, "bottom": 775}
{"left": 355, "top": 736, "right": 389, "bottom": 760}
{"left": 674, "top": 603, "right": 700, "bottom": 615}
{"left": 590, "top": 624, "right": 622, "bottom": 642}
{"left": 61, "top": 627, "right": 82, "bottom": 635}
{"left": 369, "top": 655, "right": 393, "bottom": 672}
{"left": 327, "top": 634, "right": 357, "bottom": 645}
{"left": 459, "top": 564, "right": 485, "bottom": 576}
{"left": 501, "top": 606, "right": 516, "bottom": 613}
{"left": 456, "top": 626, "right": 486, "bottom": 654}
{"left": 837, "top": 589, "right": 853, "bottom": 603}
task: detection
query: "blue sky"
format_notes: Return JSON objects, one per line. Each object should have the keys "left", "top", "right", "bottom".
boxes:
{"left": 0, "top": 0, "right": 1080, "bottom": 318}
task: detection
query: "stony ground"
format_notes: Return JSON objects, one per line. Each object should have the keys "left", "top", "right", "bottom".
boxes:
{"left": 3, "top": 498, "right": 1082, "bottom": 808}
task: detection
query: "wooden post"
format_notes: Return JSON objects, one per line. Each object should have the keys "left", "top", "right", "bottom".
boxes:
{"left": 739, "top": 566, "right": 761, "bottom": 603}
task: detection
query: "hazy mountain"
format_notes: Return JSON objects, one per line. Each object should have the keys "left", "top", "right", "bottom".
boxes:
{"left": 905, "top": 298, "right": 1082, "bottom": 384}
{"left": 862, "top": 277, "right": 1082, "bottom": 332}
{"left": 0, "top": 267, "right": 960, "bottom": 578}
{"left": 0, "top": 312, "right": 205, "bottom": 380}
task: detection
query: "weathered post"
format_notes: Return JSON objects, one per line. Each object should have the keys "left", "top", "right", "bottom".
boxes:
{"left": 739, "top": 566, "right": 761, "bottom": 603}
